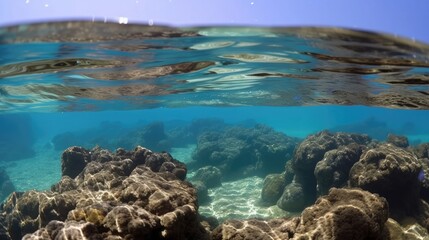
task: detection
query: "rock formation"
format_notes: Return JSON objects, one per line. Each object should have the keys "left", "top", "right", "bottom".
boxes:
{"left": 0, "top": 145, "right": 208, "bottom": 240}
{"left": 349, "top": 144, "right": 422, "bottom": 219}
{"left": 192, "top": 124, "right": 299, "bottom": 180}
{"left": 214, "top": 188, "right": 389, "bottom": 240}
{"left": 277, "top": 131, "right": 371, "bottom": 212}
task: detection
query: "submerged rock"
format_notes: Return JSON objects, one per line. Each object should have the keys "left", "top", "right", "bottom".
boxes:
{"left": 61, "top": 146, "right": 90, "bottom": 178}
{"left": 260, "top": 173, "right": 286, "bottom": 206}
{"left": 214, "top": 188, "right": 389, "bottom": 240}
{"left": 192, "top": 180, "right": 210, "bottom": 205}
{"left": 1, "top": 145, "right": 208, "bottom": 240}
{"left": 0, "top": 214, "right": 10, "bottom": 240}
{"left": 413, "top": 143, "right": 429, "bottom": 159}
{"left": 387, "top": 133, "right": 409, "bottom": 148}
{"left": 349, "top": 144, "right": 421, "bottom": 219}
{"left": 212, "top": 218, "right": 299, "bottom": 240}
{"left": 385, "top": 218, "right": 429, "bottom": 240}
{"left": 277, "top": 181, "right": 307, "bottom": 212}
{"left": 314, "top": 143, "right": 364, "bottom": 195}
{"left": 293, "top": 188, "right": 389, "bottom": 240}
{"left": 190, "top": 166, "right": 222, "bottom": 188}
{"left": 277, "top": 130, "right": 371, "bottom": 212}
{"left": 192, "top": 124, "right": 299, "bottom": 180}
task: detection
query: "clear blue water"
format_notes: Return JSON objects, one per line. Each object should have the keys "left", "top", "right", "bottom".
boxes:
{"left": 1, "top": 22, "right": 429, "bottom": 238}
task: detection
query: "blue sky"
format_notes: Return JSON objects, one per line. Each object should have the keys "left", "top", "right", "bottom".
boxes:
{"left": 0, "top": 0, "right": 428, "bottom": 43}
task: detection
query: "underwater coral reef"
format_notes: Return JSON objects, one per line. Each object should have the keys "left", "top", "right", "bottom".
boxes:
{"left": 2, "top": 125, "right": 429, "bottom": 239}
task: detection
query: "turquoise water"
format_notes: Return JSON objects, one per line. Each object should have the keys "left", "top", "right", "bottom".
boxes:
{"left": 1, "top": 22, "right": 429, "bottom": 239}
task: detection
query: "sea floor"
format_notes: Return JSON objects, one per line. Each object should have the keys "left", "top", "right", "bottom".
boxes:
{"left": 0, "top": 142, "right": 61, "bottom": 192}
{"left": 199, "top": 176, "right": 292, "bottom": 222}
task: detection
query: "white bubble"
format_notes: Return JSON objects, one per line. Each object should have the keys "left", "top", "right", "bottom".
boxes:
{"left": 44, "top": 3, "right": 49, "bottom": 7}
{"left": 119, "top": 17, "right": 128, "bottom": 24}
{"left": 25, "top": 0, "right": 30, "bottom": 4}
{"left": 148, "top": 19, "right": 154, "bottom": 26}
{"left": 250, "top": 2, "right": 254, "bottom": 5}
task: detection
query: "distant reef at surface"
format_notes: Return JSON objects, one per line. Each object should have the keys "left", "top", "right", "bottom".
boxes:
{"left": 0, "top": 114, "right": 35, "bottom": 162}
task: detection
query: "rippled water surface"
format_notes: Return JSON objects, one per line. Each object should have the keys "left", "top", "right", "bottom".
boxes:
{"left": 1, "top": 22, "right": 429, "bottom": 111}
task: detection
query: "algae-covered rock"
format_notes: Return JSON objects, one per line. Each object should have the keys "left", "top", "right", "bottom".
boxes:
{"left": 260, "top": 173, "right": 286, "bottom": 206}
{"left": 192, "top": 124, "right": 299, "bottom": 180}
{"left": 276, "top": 181, "right": 307, "bottom": 212}
{"left": 277, "top": 130, "right": 371, "bottom": 212}
{"left": 314, "top": 143, "right": 363, "bottom": 195}
{"left": 190, "top": 166, "right": 222, "bottom": 188}
{"left": 387, "top": 133, "right": 409, "bottom": 148}
{"left": 349, "top": 144, "right": 421, "bottom": 218}
{"left": 293, "top": 188, "right": 389, "bottom": 240}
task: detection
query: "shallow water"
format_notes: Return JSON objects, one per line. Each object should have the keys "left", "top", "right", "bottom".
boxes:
{"left": 1, "top": 22, "right": 429, "bottom": 239}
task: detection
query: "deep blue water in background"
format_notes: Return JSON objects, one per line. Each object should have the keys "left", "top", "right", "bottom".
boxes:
{"left": 2, "top": 105, "right": 428, "bottom": 161}
{"left": 28, "top": 106, "right": 429, "bottom": 143}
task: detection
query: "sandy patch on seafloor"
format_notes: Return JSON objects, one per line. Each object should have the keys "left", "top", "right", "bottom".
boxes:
{"left": 0, "top": 142, "right": 61, "bottom": 192}
{"left": 199, "top": 176, "right": 293, "bottom": 222}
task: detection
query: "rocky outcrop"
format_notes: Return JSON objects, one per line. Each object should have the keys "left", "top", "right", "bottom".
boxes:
{"left": 293, "top": 188, "right": 389, "bottom": 239}
{"left": 212, "top": 217, "right": 299, "bottom": 240}
{"left": 277, "top": 131, "right": 371, "bottom": 212}
{"left": 314, "top": 143, "right": 364, "bottom": 195}
{"left": 387, "top": 134, "right": 409, "bottom": 148}
{"left": 260, "top": 173, "right": 286, "bottom": 206}
{"left": 385, "top": 218, "right": 429, "bottom": 240}
{"left": 190, "top": 166, "right": 222, "bottom": 189}
{"left": 61, "top": 146, "right": 90, "bottom": 178}
{"left": 349, "top": 144, "right": 422, "bottom": 219}
{"left": 277, "top": 181, "right": 307, "bottom": 212}
{"left": 214, "top": 188, "right": 389, "bottom": 240}
{"left": 0, "top": 214, "right": 9, "bottom": 240}
{"left": 1, "top": 145, "right": 208, "bottom": 240}
{"left": 189, "top": 166, "right": 222, "bottom": 205}
{"left": 192, "top": 124, "right": 299, "bottom": 180}
{"left": 413, "top": 143, "right": 429, "bottom": 159}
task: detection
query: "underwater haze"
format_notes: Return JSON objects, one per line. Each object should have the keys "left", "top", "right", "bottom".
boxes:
{"left": 1, "top": 22, "right": 429, "bottom": 239}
